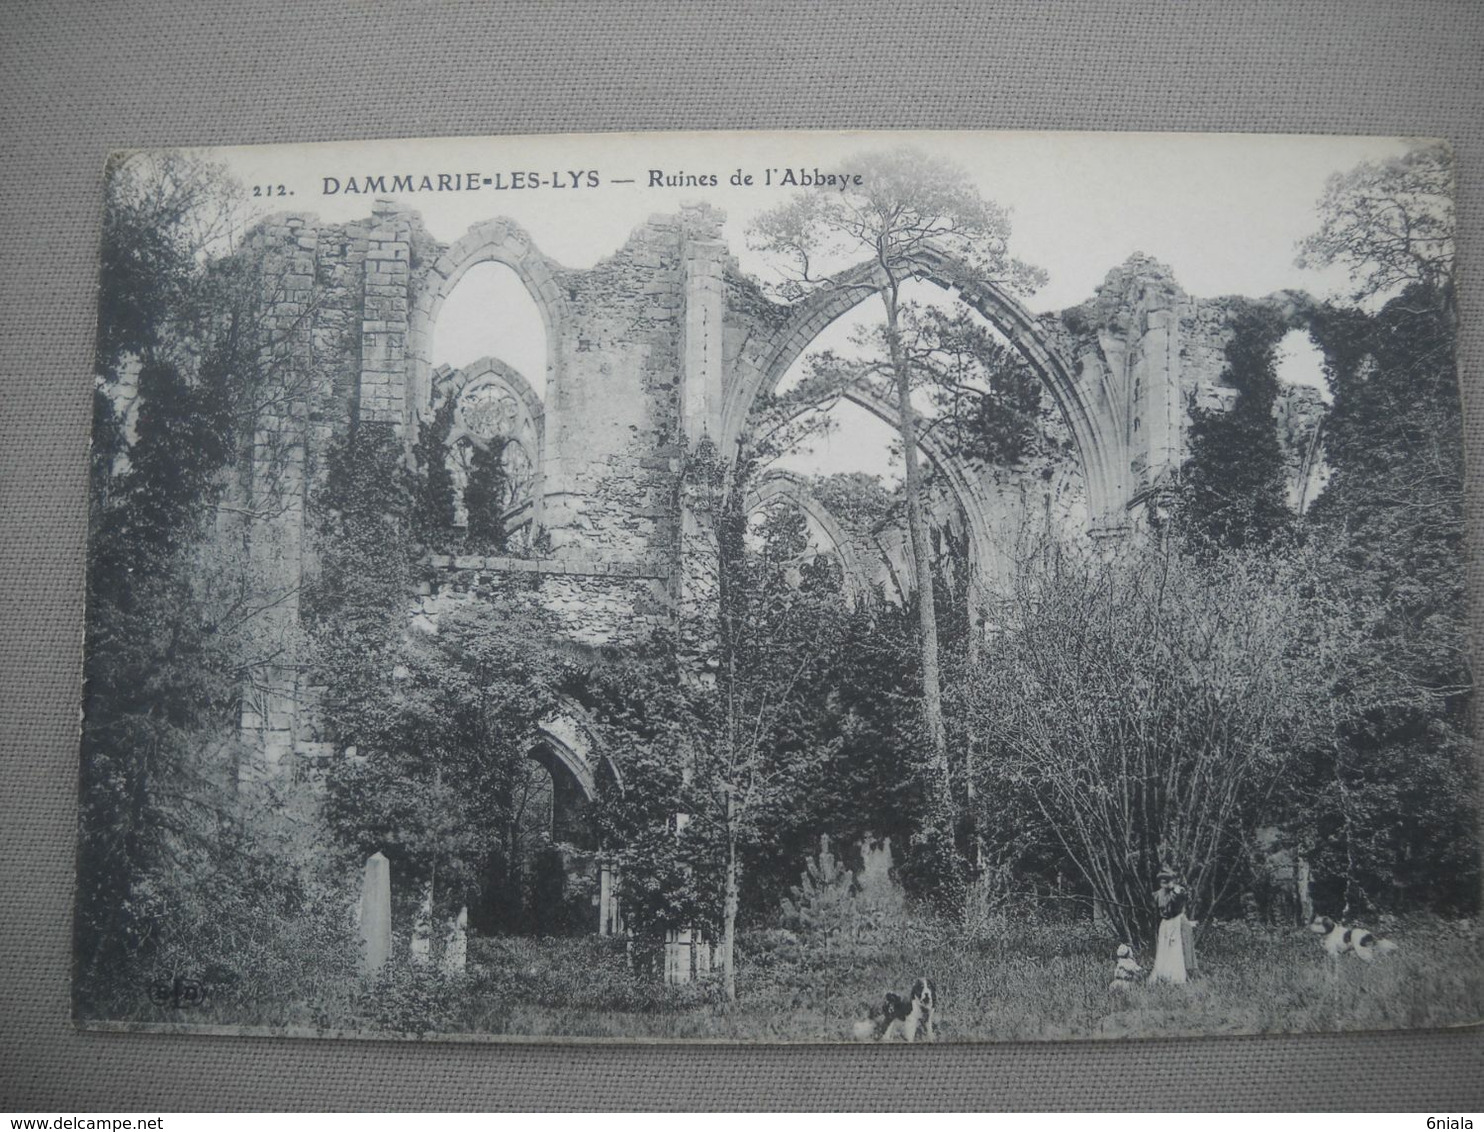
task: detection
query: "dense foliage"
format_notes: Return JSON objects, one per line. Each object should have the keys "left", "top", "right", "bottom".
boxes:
{"left": 967, "top": 538, "right": 1366, "bottom": 943}
{"left": 1151, "top": 143, "right": 1473, "bottom": 920}
{"left": 1298, "top": 279, "right": 1475, "bottom": 913}
{"left": 307, "top": 421, "right": 573, "bottom": 932}
{"left": 1172, "top": 301, "right": 1294, "bottom": 553}
{"left": 77, "top": 154, "right": 356, "bottom": 1015}
{"left": 463, "top": 439, "right": 512, "bottom": 552}
{"left": 409, "top": 397, "right": 457, "bottom": 541}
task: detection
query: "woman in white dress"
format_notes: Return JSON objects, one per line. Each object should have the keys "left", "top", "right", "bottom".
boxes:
{"left": 1150, "top": 866, "right": 1193, "bottom": 984}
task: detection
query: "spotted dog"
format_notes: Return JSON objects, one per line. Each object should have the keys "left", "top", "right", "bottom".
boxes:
{"left": 1309, "top": 915, "right": 1399, "bottom": 961}
{"left": 852, "top": 977, "right": 938, "bottom": 1042}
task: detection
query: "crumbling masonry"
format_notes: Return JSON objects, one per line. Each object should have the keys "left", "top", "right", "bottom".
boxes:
{"left": 233, "top": 200, "right": 1330, "bottom": 932}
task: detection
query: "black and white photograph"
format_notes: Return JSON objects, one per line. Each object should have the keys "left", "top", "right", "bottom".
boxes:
{"left": 74, "top": 129, "right": 1478, "bottom": 1043}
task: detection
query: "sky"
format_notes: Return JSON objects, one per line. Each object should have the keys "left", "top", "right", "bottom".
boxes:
{"left": 196, "top": 129, "right": 1412, "bottom": 482}
{"left": 205, "top": 129, "right": 1413, "bottom": 303}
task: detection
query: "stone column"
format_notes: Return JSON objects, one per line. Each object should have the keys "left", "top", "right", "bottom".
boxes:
{"left": 1135, "top": 305, "right": 1182, "bottom": 488}
{"left": 598, "top": 859, "right": 624, "bottom": 936}
{"left": 693, "top": 934, "right": 712, "bottom": 976}
{"left": 360, "top": 201, "right": 410, "bottom": 429}
{"left": 674, "top": 223, "right": 729, "bottom": 673}
{"left": 358, "top": 851, "right": 392, "bottom": 976}
{"left": 239, "top": 215, "right": 317, "bottom": 781}
{"left": 680, "top": 235, "right": 727, "bottom": 447}
{"left": 665, "top": 927, "right": 694, "bottom": 985}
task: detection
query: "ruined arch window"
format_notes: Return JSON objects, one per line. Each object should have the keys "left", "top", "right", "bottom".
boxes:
{"left": 448, "top": 435, "right": 535, "bottom": 528}
{"left": 746, "top": 497, "right": 815, "bottom": 567}
{"left": 1274, "top": 328, "right": 1331, "bottom": 405}
{"left": 431, "top": 261, "right": 548, "bottom": 401}
{"left": 447, "top": 376, "right": 541, "bottom": 545}
{"left": 1272, "top": 328, "right": 1332, "bottom": 514}
{"left": 460, "top": 380, "right": 523, "bottom": 439}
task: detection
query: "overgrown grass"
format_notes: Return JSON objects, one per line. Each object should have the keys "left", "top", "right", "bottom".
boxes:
{"left": 87, "top": 917, "right": 1483, "bottom": 1042}
{"left": 684, "top": 917, "right": 1471, "bottom": 1041}
{"left": 448, "top": 917, "right": 1484, "bottom": 1042}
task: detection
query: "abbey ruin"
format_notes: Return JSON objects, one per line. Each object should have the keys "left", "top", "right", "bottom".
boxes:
{"left": 230, "top": 199, "right": 1331, "bottom": 933}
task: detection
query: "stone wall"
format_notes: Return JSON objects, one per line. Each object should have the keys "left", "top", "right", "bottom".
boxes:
{"left": 1051, "top": 254, "right": 1324, "bottom": 523}
{"left": 540, "top": 216, "right": 684, "bottom": 559}
{"left": 359, "top": 204, "right": 412, "bottom": 426}
{"left": 418, "top": 552, "right": 675, "bottom": 648}
{"left": 1273, "top": 383, "right": 1331, "bottom": 512}
{"left": 1052, "top": 255, "right": 1219, "bottom": 508}
{"left": 226, "top": 204, "right": 1333, "bottom": 773}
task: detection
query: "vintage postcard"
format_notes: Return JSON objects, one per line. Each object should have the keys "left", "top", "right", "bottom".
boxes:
{"left": 75, "top": 129, "right": 1478, "bottom": 1042}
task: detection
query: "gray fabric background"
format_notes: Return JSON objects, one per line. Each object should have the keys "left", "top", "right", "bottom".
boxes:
{"left": 3, "top": 0, "right": 1482, "bottom": 1110}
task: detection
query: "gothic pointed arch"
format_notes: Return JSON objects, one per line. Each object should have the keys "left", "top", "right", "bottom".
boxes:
{"left": 745, "top": 470, "right": 870, "bottom": 602}
{"left": 408, "top": 218, "right": 570, "bottom": 423}
{"left": 537, "top": 699, "right": 622, "bottom": 803}
{"left": 721, "top": 248, "right": 1126, "bottom": 530}
{"left": 430, "top": 356, "right": 546, "bottom": 536}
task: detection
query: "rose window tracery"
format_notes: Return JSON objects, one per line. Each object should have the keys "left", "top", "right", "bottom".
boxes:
{"left": 458, "top": 385, "right": 523, "bottom": 444}
{"left": 440, "top": 369, "right": 543, "bottom": 547}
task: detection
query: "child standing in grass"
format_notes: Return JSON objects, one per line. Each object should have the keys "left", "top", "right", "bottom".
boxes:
{"left": 1150, "top": 866, "right": 1194, "bottom": 984}
{"left": 1110, "top": 943, "right": 1145, "bottom": 990}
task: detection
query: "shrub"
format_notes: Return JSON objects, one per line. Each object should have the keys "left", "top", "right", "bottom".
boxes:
{"left": 780, "top": 835, "right": 914, "bottom": 957}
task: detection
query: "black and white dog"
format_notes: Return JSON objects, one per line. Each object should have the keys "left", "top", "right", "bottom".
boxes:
{"left": 1309, "top": 915, "right": 1399, "bottom": 961}
{"left": 853, "top": 977, "right": 938, "bottom": 1042}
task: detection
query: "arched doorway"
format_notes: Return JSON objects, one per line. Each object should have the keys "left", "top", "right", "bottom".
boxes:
{"left": 469, "top": 707, "right": 622, "bottom": 937}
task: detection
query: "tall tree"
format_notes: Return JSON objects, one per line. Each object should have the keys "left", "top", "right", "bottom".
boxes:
{"left": 1296, "top": 141, "right": 1455, "bottom": 304}
{"left": 589, "top": 445, "right": 847, "bottom": 1000}
{"left": 1293, "top": 140, "right": 1473, "bottom": 913}
{"left": 695, "top": 445, "right": 849, "bottom": 1000}
{"left": 749, "top": 148, "right": 1044, "bottom": 822}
